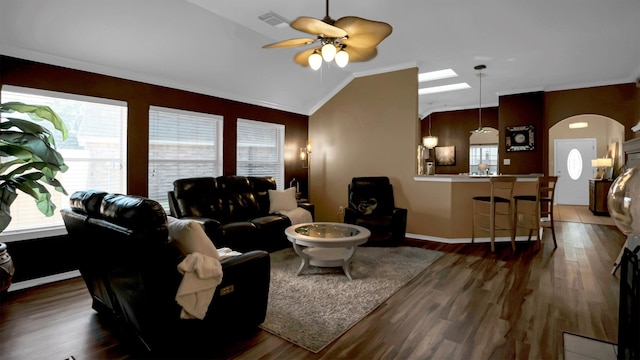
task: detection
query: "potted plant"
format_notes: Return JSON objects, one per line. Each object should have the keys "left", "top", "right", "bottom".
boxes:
{"left": 0, "top": 102, "right": 69, "bottom": 293}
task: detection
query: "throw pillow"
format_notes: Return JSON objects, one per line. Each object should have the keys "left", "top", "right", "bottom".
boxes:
{"left": 269, "top": 187, "right": 298, "bottom": 213}
{"left": 167, "top": 216, "right": 219, "bottom": 259}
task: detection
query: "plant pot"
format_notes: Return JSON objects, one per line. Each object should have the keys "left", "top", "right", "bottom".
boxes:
{"left": 0, "top": 242, "right": 15, "bottom": 293}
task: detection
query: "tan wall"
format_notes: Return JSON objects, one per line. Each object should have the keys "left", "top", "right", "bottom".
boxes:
{"left": 309, "top": 67, "right": 423, "bottom": 230}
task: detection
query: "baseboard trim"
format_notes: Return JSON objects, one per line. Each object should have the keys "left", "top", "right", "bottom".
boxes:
{"left": 406, "top": 233, "right": 534, "bottom": 244}
{"left": 8, "top": 270, "right": 81, "bottom": 292}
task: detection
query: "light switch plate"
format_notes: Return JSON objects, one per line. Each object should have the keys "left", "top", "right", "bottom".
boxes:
{"left": 503, "top": 159, "right": 511, "bottom": 165}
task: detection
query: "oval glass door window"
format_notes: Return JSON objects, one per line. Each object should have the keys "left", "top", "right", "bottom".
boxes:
{"left": 567, "top": 148, "right": 583, "bottom": 180}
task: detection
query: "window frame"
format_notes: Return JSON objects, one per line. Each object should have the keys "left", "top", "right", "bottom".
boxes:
{"left": 0, "top": 85, "right": 128, "bottom": 242}
{"left": 236, "top": 118, "right": 285, "bottom": 189}
{"left": 147, "top": 106, "right": 224, "bottom": 211}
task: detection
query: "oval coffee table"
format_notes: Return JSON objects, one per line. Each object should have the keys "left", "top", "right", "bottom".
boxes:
{"left": 284, "top": 222, "right": 371, "bottom": 280}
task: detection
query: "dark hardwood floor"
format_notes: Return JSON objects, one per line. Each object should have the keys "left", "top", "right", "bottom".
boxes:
{"left": 0, "top": 221, "right": 625, "bottom": 359}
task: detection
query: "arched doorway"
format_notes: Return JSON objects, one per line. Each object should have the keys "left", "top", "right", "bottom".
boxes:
{"left": 549, "top": 114, "right": 624, "bottom": 205}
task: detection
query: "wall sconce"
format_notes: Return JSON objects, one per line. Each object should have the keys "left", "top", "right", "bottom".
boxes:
{"left": 591, "top": 157, "right": 613, "bottom": 180}
{"left": 300, "top": 140, "right": 312, "bottom": 168}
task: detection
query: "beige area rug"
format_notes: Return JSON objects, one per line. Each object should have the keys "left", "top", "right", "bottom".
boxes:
{"left": 260, "top": 246, "right": 442, "bottom": 353}
{"left": 554, "top": 205, "right": 615, "bottom": 226}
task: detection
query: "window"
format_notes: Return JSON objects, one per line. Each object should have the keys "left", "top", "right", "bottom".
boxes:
{"left": 148, "top": 107, "right": 223, "bottom": 210}
{"left": 236, "top": 119, "right": 284, "bottom": 189}
{"left": 1, "top": 86, "right": 127, "bottom": 240}
{"left": 470, "top": 144, "right": 498, "bottom": 175}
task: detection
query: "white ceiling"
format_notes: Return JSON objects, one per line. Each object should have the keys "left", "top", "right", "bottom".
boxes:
{"left": 1, "top": 0, "right": 639, "bottom": 117}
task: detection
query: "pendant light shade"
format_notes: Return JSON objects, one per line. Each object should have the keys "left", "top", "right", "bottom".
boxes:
{"left": 423, "top": 136, "right": 438, "bottom": 149}
{"left": 471, "top": 64, "right": 490, "bottom": 134}
{"left": 308, "top": 51, "right": 322, "bottom": 70}
{"left": 335, "top": 48, "right": 349, "bottom": 67}
{"left": 423, "top": 114, "right": 438, "bottom": 148}
{"left": 321, "top": 42, "right": 337, "bottom": 62}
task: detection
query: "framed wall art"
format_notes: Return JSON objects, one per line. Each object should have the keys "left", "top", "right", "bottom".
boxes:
{"left": 435, "top": 145, "right": 455, "bottom": 166}
{"left": 506, "top": 125, "right": 535, "bottom": 152}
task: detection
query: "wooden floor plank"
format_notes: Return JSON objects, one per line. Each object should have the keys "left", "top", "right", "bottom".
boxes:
{"left": 0, "top": 220, "right": 625, "bottom": 359}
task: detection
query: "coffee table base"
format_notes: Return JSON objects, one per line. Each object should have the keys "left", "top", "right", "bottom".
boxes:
{"left": 293, "top": 245, "right": 357, "bottom": 280}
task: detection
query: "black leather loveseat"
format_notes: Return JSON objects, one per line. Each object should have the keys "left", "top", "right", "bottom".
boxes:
{"left": 168, "top": 176, "right": 314, "bottom": 253}
{"left": 61, "top": 190, "right": 270, "bottom": 355}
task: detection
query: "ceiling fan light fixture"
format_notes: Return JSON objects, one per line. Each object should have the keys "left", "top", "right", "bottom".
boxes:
{"left": 308, "top": 51, "right": 322, "bottom": 70}
{"left": 321, "top": 42, "right": 337, "bottom": 62}
{"left": 335, "top": 48, "right": 349, "bottom": 67}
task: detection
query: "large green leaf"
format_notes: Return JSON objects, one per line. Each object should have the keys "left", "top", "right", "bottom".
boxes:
{"left": 0, "top": 187, "right": 18, "bottom": 232}
{"left": 0, "top": 131, "right": 66, "bottom": 167}
{"left": 1, "top": 116, "right": 56, "bottom": 145}
{"left": 1, "top": 102, "right": 68, "bottom": 140}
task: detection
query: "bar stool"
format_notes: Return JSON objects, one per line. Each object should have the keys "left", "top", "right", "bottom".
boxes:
{"left": 471, "top": 176, "right": 517, "bottom": 252}
{"left": 513, "top": 176, "right": 558, "bottom": 249}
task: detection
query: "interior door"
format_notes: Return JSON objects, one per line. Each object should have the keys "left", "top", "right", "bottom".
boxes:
{"left": 554, "top": 138, "right": 596, "bottom": 205}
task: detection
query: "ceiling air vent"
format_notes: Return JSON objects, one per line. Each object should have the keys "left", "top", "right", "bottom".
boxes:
{"left": 258, "top": 11, "right": 290, "bottom": 29}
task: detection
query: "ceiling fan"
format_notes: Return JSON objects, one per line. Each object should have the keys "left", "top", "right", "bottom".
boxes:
{"left": 262, "top": 0, "right": 393, "bottom": 70}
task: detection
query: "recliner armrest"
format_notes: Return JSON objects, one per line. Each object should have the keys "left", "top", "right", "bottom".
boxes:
{"left": 297, "top": 202, "right": 315, "bottom": 219}
{"left": 208, "top": 250, "right": 270, "bottom": 329}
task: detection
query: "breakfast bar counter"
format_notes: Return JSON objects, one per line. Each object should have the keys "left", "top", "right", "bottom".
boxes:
{"left": 408, "top": 174, "right": 538, "bottom": 243}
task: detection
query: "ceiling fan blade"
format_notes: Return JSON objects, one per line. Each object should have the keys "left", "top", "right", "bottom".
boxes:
{"left": 293, "top": 47, "right": 320, "bottom": 67}
{"left": 334, "top": 16, "right": 393, "bottom": 48}
{"left": 262, "top": 38, "right": 318, "bottom": 49}
{"left": 290, "top": 16, "right": 347, "bottom": 38}
{"left": 344, "top": 46, "right": 378, "bottom": 62}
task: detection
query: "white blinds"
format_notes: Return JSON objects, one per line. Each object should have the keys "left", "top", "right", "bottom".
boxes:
{"left": 1, "top": 86, "right": 127, "bottom": 237}
{"left": 236, "top": 118, "right": 285, "bottom": 189}
{"left": 148, "top": 106, "right": 223, "bottom": 210}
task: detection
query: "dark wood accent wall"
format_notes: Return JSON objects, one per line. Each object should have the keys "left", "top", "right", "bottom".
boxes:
{"left": 498, "top": 92, "right": 544, "bottom": 175}
{"left": 422, "top": 84, "right": 639, "bottom": 176}
{"left": 421, "top": 107, "right": 499, "bottom": 174}
{"left": 0, "top": 55, "right": 309, "bottom": 282}
{"left": 0, "top": 56, "right": 310, "bottom": 196}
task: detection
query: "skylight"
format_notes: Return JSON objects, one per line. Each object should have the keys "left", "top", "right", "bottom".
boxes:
{"left": 419, "top": 83, "right": 470, "bottom": 95}
{"left": 418, "top": 69, "right": 458, "bottom": 82}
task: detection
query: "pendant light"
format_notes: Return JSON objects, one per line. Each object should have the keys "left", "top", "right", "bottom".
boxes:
{"left": 471, "top": 64, "right": 490, "bottom": 134}
{"left": 422, "top": 114, "right": 438, "bottom": 149}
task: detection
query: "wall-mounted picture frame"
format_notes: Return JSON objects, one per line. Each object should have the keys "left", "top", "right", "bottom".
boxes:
{"left": 506, "top": 125, "right": 535, "bottom": 152}
{"left": 435, "top": 145, "right": 455, "bottom": 166}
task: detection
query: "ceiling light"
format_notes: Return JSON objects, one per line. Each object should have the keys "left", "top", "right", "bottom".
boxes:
{"left": 262, "top": 0, "right": 392, "bottom": 70}
{"left": 569, "top": 122, "right": 588, "bottom": 129}
{"left": 335, "top": 47, "right": 349, "bottom": 68}
{"left": 308, "top": 51, "right": 322, "bottom": 70}
{"left": 418, "top": 69, "right": 458, "bottom": 82}
{"left": 321, "top": 42, "right": 337, "bottom": 62}
{"left": 418, "top": 83, "right": 470, "bottom": 95}
{"left": 422, "top": 115, "right": 438, "bottom": 149}
{"left": 471, "top": 64, "right": 490, "bottom": 134}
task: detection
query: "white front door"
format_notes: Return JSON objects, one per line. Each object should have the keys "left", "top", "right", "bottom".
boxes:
{"left": 554, "top": 138, "right": 596, "bottom": 205}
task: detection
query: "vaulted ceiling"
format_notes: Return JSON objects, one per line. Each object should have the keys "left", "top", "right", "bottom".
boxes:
{"left": 1, "top": 0, "right": 639, "bottom": 117}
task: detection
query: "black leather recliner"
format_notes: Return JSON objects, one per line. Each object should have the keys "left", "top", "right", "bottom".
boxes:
{"left": 344, "top": 177, "right": 408, "bottom": 246}
{"left": 61, "top": 190, "right": 270, "bottom": 355}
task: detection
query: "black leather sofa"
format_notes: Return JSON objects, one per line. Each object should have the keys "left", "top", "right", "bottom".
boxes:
{"left": 61, "top": 190, "right": 270, "bottom": 355}
{"left": 168, "top": 176, "right": 314, "bottom": 253}
{"left": 344, "top": 176, "right": 408, "bottom": 246}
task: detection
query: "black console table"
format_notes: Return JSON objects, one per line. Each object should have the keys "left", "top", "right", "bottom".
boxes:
{"left": 589, "top": 179, "right": 613, "bottom": 215}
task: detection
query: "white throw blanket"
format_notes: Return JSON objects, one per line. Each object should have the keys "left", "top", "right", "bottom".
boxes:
{"left": 278, "top": 207, "right": 313, "bottom": 225}
{"left": 176, "top": 252, "right": 222, "bottom": 319}
{"left": 167, "top": 216, "right": 242, "bottom": 319}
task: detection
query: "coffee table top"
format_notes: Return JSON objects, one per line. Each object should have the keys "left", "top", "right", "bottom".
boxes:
{"left": 285, "top": 222, "right": 371, "bottom": 247}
